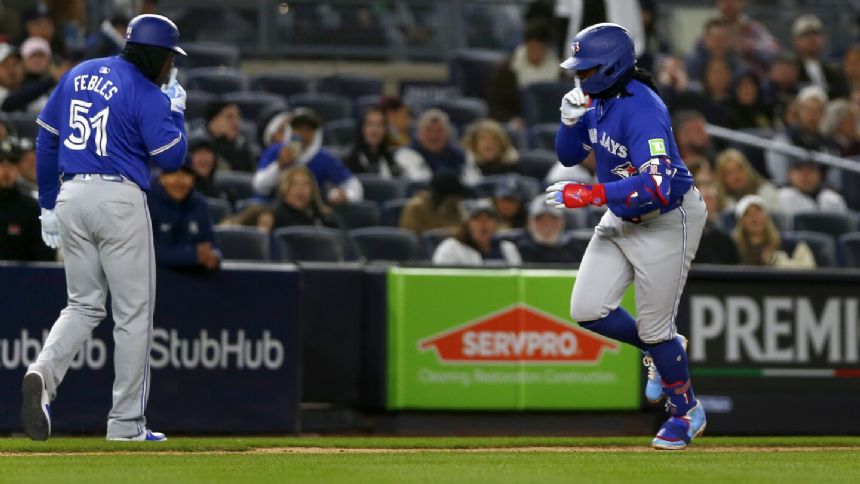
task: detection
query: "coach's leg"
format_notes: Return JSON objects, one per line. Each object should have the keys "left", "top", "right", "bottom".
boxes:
{"left": 570, "top": 214, "right": 646, "bottom": 350}
{"left": 29, "top": 182, "right": 108, "bottom": 399}
{"left": 93, "top": 182, "right": 155, "bottom": 439}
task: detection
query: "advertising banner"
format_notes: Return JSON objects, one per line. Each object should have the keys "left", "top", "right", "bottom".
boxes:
{"left": 0, "top": 263, "right": 301, "bottom": 434}
{"left": 387, "top": 268, "right": 639, "bottom": 410}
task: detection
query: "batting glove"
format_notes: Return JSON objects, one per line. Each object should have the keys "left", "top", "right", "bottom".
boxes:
{"left": 545, "top": 181, "right": 606, "bottom": 209}
{"left": 560, "top": 77, "right": 591, "bottom": 126}
{"left": 161, "top": 68, "right": 186, "bottom": 114}
{"left": 39, "top": 208, "right": 62, "bottom": 249}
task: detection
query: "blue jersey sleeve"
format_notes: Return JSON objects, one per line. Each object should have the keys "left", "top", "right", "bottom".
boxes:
{"left": 318, "top": 150, "right": 353, "bottom": 186}
{"left": 258, "top": 143, "right": 280, "bottom": 170}
{"left": 35, "top": 81, "right": 65, "bottom": 209}
{"left": 555, "top": 122, "right": 592, "bottom": 167}
{"left": 138, "top": 88, "right": 187, "bottom": 172}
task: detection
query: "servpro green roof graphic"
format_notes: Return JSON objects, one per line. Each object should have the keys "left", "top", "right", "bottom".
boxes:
{"left": 418, "top": 305, "right": 619, "bottom": 364}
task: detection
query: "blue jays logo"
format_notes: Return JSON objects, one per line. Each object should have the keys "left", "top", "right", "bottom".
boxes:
{"left": 571, "top": 42, "right": 581, "bottom": 55}
{"left": 99, "top": 67, "right": 110, "bottom": 74}
{"left": 611, "top": 162, "right": 637, "bottom": 179}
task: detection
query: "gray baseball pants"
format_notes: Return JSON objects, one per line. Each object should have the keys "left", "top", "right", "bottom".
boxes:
{"left": 569, "top": 187, "right": 706, "bottom": 343}
{"left": 28, "top": 175, "right": 155, "bottom": 439}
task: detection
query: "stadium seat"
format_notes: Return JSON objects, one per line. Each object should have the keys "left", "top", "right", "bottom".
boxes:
{"left": 494, "top": 228, "right": 525, "bottom": 244}
{"left": 1, "top": 112, "right": 39, "bottom": 139}
{"left": 529, "top": 123, "right": 559, "bottom": 151}
{"left": 356, "top": 174, "right": 407, "bottom": 204}
{"left": 781, "top": 231, "right": 837, "bottom": 267}
{"left": 431, "top": 97, "right": 488, "bottom": 132}
{"left": 250, "top": 73, "right": 314, "bottom": 98}
{"left": 184, "top": 67, "right": 247, "bottom": 95}
{"left": 381, "top": 199, "right": 410, "bottom": 226}
{"left": 317, "top": 73, "right": 384, "bottom": 100}
{"left": 333, "top": 201, "right": 381, "bottom": 229}
{"left": 214, "top": 171, "right": 256, "bottom": 203}
{"left": 214, "top": 226, "right": 270, "bottom": 261}
{"left": 792, "top": 211, "right": 857, "bottom": 238}
{"left": 287, "top": 93, "right": 352, "bottom": 124}
{"left": 175, "top": 42, "right": 240, "bottom": 69}
{"left": 323, "top": 118, "right": 358, "bottom": 148}
{"left": 505, "top": 124, "right": 528, "bottom": 151}
{"left": 521, "top": 81, "right": 576, "bottom": 126}
{"left": 274, "top": 226, "right": 345, "bottom": 262}
{"left": 355, "top": 95, "right": 383, "bottom": 118}
{"left": 349, "top": 227, "right": 423, "bottom": 262}
{"left": 518, "top": 150, "right": 558, "bottom": 181}
{"left": 185, "top": 90, "right": 218, "bottom": 123}
{"left": 477, "top": 174, "right": 541, "bottom": 200}
{"left": 205, "top": 197, "right": 232, "bottom": 224}
{"left": 448, "top": 49, "right": 507, "bottom": 99}
{"left": 406, "top": 180, "right": 430, "bottom": 197}
{"left": 421, "top": 227, "right": 456, "bottom": 259}
{"left": 234, "top": 198, "right": 267, "bottom": 212}
{"left": 838, "top": 232, "right": 860, "bottom": 267}
{"left": 222, "top": 92, "right": 288, "bottom": 123}
{"left": 561, "top": 229, "right": 593, "bottom": 261}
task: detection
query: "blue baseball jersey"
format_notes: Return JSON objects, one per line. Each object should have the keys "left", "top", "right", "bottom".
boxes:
{"left": 35, "top": 56, "right": 187, "bottom": 209}
{"left": 556, "top": 79, "right": 693, "bottom": 219}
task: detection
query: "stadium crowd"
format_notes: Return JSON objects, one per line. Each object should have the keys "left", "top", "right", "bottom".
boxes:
{"left": 1, "top": 0, "right": 859, "bottom": 270}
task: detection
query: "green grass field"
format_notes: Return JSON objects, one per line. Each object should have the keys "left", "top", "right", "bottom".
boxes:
{"left": 1, "top": 436, "right": 859, "bottom": 483}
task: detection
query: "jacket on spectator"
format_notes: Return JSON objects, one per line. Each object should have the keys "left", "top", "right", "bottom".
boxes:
{"left": 776, "top": 186, "right": 848, "bottom": 214}
{"left": 694, "top": 221, "right": 741, "bottom": 265}
{"left": 432, "top": 237, "right": 522, "bottom": 266}
{"left": 147, "top": 183, "right": 219, "bottom": 268}
{"left": 398, "top": 191, "right": 462, "bottom": 235}
{"left": 409, "top": 139, "right": 466, "bottom": 176}
{"left": 514, "top": 232, "right": 582, "bottom": 264}
{"left": 0, "top": 186, "right": 54, "bottom": 261}
{"left": 271, "top": 200, "right": 340, "bottom": 229}
{"left": 191, "top": 126, "right": 257, "bottom": 173}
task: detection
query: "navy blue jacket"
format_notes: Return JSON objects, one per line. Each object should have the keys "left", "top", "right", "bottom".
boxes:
{"left": 147, "top": 183, "right": 218, "bottom": 268}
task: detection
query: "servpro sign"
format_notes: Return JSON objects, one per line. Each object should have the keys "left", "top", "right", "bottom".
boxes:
{"left": 387, "top": 268, "right": 639, "bottom": 410}
{"left": 419, "top": 305, "right": 618, "bottom": 364}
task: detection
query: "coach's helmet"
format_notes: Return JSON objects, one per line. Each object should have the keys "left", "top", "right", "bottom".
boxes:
{"left": 125, "top": 14, "right": 186, "bottom": 55}
{"left": 560, "top": 23, "right": 634, "bottom": 94}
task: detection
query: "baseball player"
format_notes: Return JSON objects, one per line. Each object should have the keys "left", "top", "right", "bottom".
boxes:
{"left": 21, "top": 14, "right": 188, "bottom": 442}
{"left": 545, "top": 23, "right": 707, "bottom": 450}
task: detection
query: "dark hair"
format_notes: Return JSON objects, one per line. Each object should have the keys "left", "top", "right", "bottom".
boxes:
{"left": 345, "top": 106, "right": 402, "bottom": 177}
{"left": 704, "top": 17, "right": 731, "bottom": 32}
{"left": 290, "top": 108, "right": 321, "bottom": 130}
{"left": 524, "top": 19, "right": 552, "bottom": 43}
{"left": 121, "top": 42, "right": 172, "bottom": 83}
{"left": 595, "top": 67, "right": 660, "bottom": 99}
{"left": 430, "top": 172, "right": 466, "bottom": 207}
{"left": 379, "top": 96, "right": 405, "bottom": 113}
{"left": 204, "top": 101, "right": 237, "bottom": 125}
{"left": 453, "top": 211, "right": 497, "bottom": 254}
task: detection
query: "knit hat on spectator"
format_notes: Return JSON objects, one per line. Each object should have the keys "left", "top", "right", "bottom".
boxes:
{"left": 21, "top": 37, "right": 51, "bottom": 59}
{"left": 792, "top": 15, "right": 823, "bottom": 37}
{"left": 463, "top": 199, "right": 498, "bottom": 220}
{"left": 734, "top": 194, "right": 766, "bottom": 219}
{"left": 204, "top": 101, "right": 235, "bottom": 126}
{"left": 796, "top": 85, "right": 828, "bottom": 104}
{"left": 22, "top": 3, "right": 52, "bottom": 25}
{"left": 528, "top": 194, "right": 563, "bottom": 219}
{"left": 494, "top": 176, "right": 525, "bottom": 201}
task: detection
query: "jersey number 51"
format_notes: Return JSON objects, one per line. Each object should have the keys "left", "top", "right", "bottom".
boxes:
{"left": 64, "top": 99, "right": 110, "bottom": 157}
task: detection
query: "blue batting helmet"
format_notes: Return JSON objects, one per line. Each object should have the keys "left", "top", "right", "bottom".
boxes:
{"left": 125, "top": 14, "right": 186, "bottom": 55}
{"left": 560, "top": 23, "right": 635, "bottom": 94}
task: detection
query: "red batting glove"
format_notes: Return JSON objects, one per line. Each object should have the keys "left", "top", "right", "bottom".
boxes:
{"left": 562, "top": 183, "right": 606, "bottom": 208}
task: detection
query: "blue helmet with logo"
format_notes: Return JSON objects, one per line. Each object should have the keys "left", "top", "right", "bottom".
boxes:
{"left": 560, "top": 23, "right": 635, "bottom": 94}
{"left": 125, "top": 14, "right": 186, "bottom": 55}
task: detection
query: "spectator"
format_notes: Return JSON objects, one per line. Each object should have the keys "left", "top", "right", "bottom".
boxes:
{"left": 0, "top": 43, "right": 23, "bottom": 106}
{"left": 714, "top": 148, "right": 779, "bottom": 211}
{"left": 767, "top": 86, "right": 837, "bottom": 186}
{"left": 655, "top": 54, "right": 691, "bottom": 111}
{"left": 259, "top": 110, "right": 291, "bottom": 149}
{"left": 148, "top": 163, "right": 221, "bottom": 271}
{"left": 686, "top": 153, "right": 714, "bottom": 186}
{"left": 732, "top": 194, "right": 814, "bottom": 268}
{"left": 687, "top": 17, "right": 743, "bottom": 83}
{"left": 15, "top": 137, "right": 37, "bottom": 198}
{"left": 410, "top": 108, "right": 466, "bottom": 176}
{"left": 379, "top": 96, "right": 412, "bottom": 148}
{"left": 253, "top": 108, "right": 363, "bottom": 204}
{"left": 728, "top": 71, "right": 773, "bottom": 130}
{"left": 83, "top": 13, "right": 128, "bottom": 59}
{"left": 271, "top": 165, "right": 340, "bottom": 229}
{"left": 493, "top": 176, "right": 527, "bottom": 231}
{"left": 792, "top": 15, "right": 848, "bottom": 100}
{"left": 761, "top": 53, "right": 800, "bottom": 127}
{"left": 399, "top": 172, "right": 466, "bottom": 235}
{"left": 694, "top": 183, "right": 740, "bottom": 265}
{"left": 186, "top": 137, "right": 226, "bottom": 200}
{"left": 697, "top": 57, "right": 734, "bottom": 126}
{"left": 714, "top": 0, "right": 780, "bottom": 76}
{"left": 820, "top": 99, "right": 860, "bottom": 157}
{"left": 0, "top": 139, "right": 54, "bottom": 261}
{"left": 219, "top": 205, "right": 275, "bottom": 233}
{"left": 344, "top": 105, "right": 431, "bottom": 180}
{"left": 432, "top": 199, "right": 522, "bottom": 266}
{"left": 194, "top": 101, "right": 256, "bottom": 172}
{"left": 638, "top": 0, "right": 671, "bottom": 72}
{"left": 460, "top": 119, "right": 519, "bottom": 184}
{"left": 777, "top": 159, "right": 848, "bottom": 214}
{"left": 2, "top": 36, "right": 69, "bottom": 113}
{"left": 515, "top": 195, "right": 582, "bottom": 264}
{"left": 546, "top": 150, "right": 597, "bottom": 184}
{"left": 487, "top": 19, "right": 560, "bottom": 125}
{"left": 20, "top": 3, "right": 64, "bottom": 58}
{"left": 843, "top": 45, "right": 860, "bottom": 93}
{"left": 673, "top": 110, "right": 715, "bottom": 162}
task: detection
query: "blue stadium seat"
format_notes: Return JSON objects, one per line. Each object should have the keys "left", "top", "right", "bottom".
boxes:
{"left": 518, "top": 149, "right": 557, "bottom": 181}
{"left": 448, "top": 49, "right": 506, "bottom": 99}
{"left": 222, "top": 92, "right": 288, "bottom": 123}
{"left": 287, "top": 93, "right": 352, "bottom": 124}
{"left": 355, "top": 94, "right": 383, "bottom": 118}
{"left": 382, "top": 198, "right": 410, "bottom": 226}
{"left": 175, "top": 42, "right": 240, "bottom": 69}
{"left": 529, "top": 123, "right": 559, "bottom": 150}
{"left": 274, "top": 226, "right": 345, "bottom": 262}
{"left": 1, "top": 112, "right": 39, "bottom": 139}
{"left": 214, "top": 171, "right": 256, "bottom": 203}
{"left": 477, "top": 174, "right": 541, "bottom": 200}
{"left": 250, "top": 72, "right": 314, "bottom": 98}
{"left": 356, "top": 174, "right": 407, "bottom": 204}
{"left": 838, "top": 232, "right": 860, "bottom": 267}
{"left": 406, "top": 180, "right": 430, "bottom": 197}
{"left": 333, "top": 201, "right": 381, "bottom": 229}
{"left": 184, "top": 89, "right": 218, "bottom": 123}
{"left": 323, "top": 118, "right": 358, "bottom": 148}
{"left": 431, "top": 97, "right": 488, "bottom": 132}
{"left": 781, "top": 231, "right": 837, "bottom": 267}
{"left": 317, "top": 73, "right": 384, "bottom": 100}
{"left": 205, "top": 197, "right": 232, "bottom": 224}
{"left": 214, "top": 226, "right": 270, "bottom": 261}
{"left": 505, "top": 124, "right": 528, "bottom": 151}
{"left": 349, "top": 227, "right": 423, "bottom": 262}
{"left": 494, "top": 228, "right": 525, "bottom": 244}
{"left": 184, "top": 67, "right": 247, "bottom": 95}
{"left": 792, "top": 211, "right": 857, "bottom": 238}
{"left": 234, "top": 198, "right": 267, "bottom": 213}
{"left": 521, "top": 81, "right": 576, "bottom": 126}
{"left": 722, "top": 210, "right": 791, "bottom": 233}
{"left": 421, "top": 228, "right": 456, "bottom": 260}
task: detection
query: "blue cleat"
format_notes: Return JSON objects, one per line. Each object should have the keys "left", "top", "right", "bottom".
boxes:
{"left": 108, "top": 429, "right": 167, "bottom": 442}
{"left": 652, "top": 402, "right": 707, "bottom": 450}
{"left": 643, "top": 334, "right": 688, "bottom": 403}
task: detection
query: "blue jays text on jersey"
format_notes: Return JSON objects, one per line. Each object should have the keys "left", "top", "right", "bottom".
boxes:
{"left": 555, "top": 79, "right": 693, "bottom": 219}
{"left": 34, "top": 56, "right": 187, "bottom": 210}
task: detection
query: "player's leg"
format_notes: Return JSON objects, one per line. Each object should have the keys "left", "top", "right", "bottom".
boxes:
{"left": 24, "top": 181, "right": 109, "bottom": 440}
{"left": 91, "top": 181, "right": 157, "bottom": 440}
{"left": 569, "top": 213, "right": 645, "bottom": 350}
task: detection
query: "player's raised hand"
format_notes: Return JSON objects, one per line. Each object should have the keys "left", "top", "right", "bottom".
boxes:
{"left": 545, "top": 181, "right": 606, "bottom": 209}
{"left": 161, "top": 68, "right": 186, "bottom": 114}
{"left": 560, "top": 76, "right": 591, "bottom": 126}
{"left": 39, "top": 208, "right": 62, "bottom": 249}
